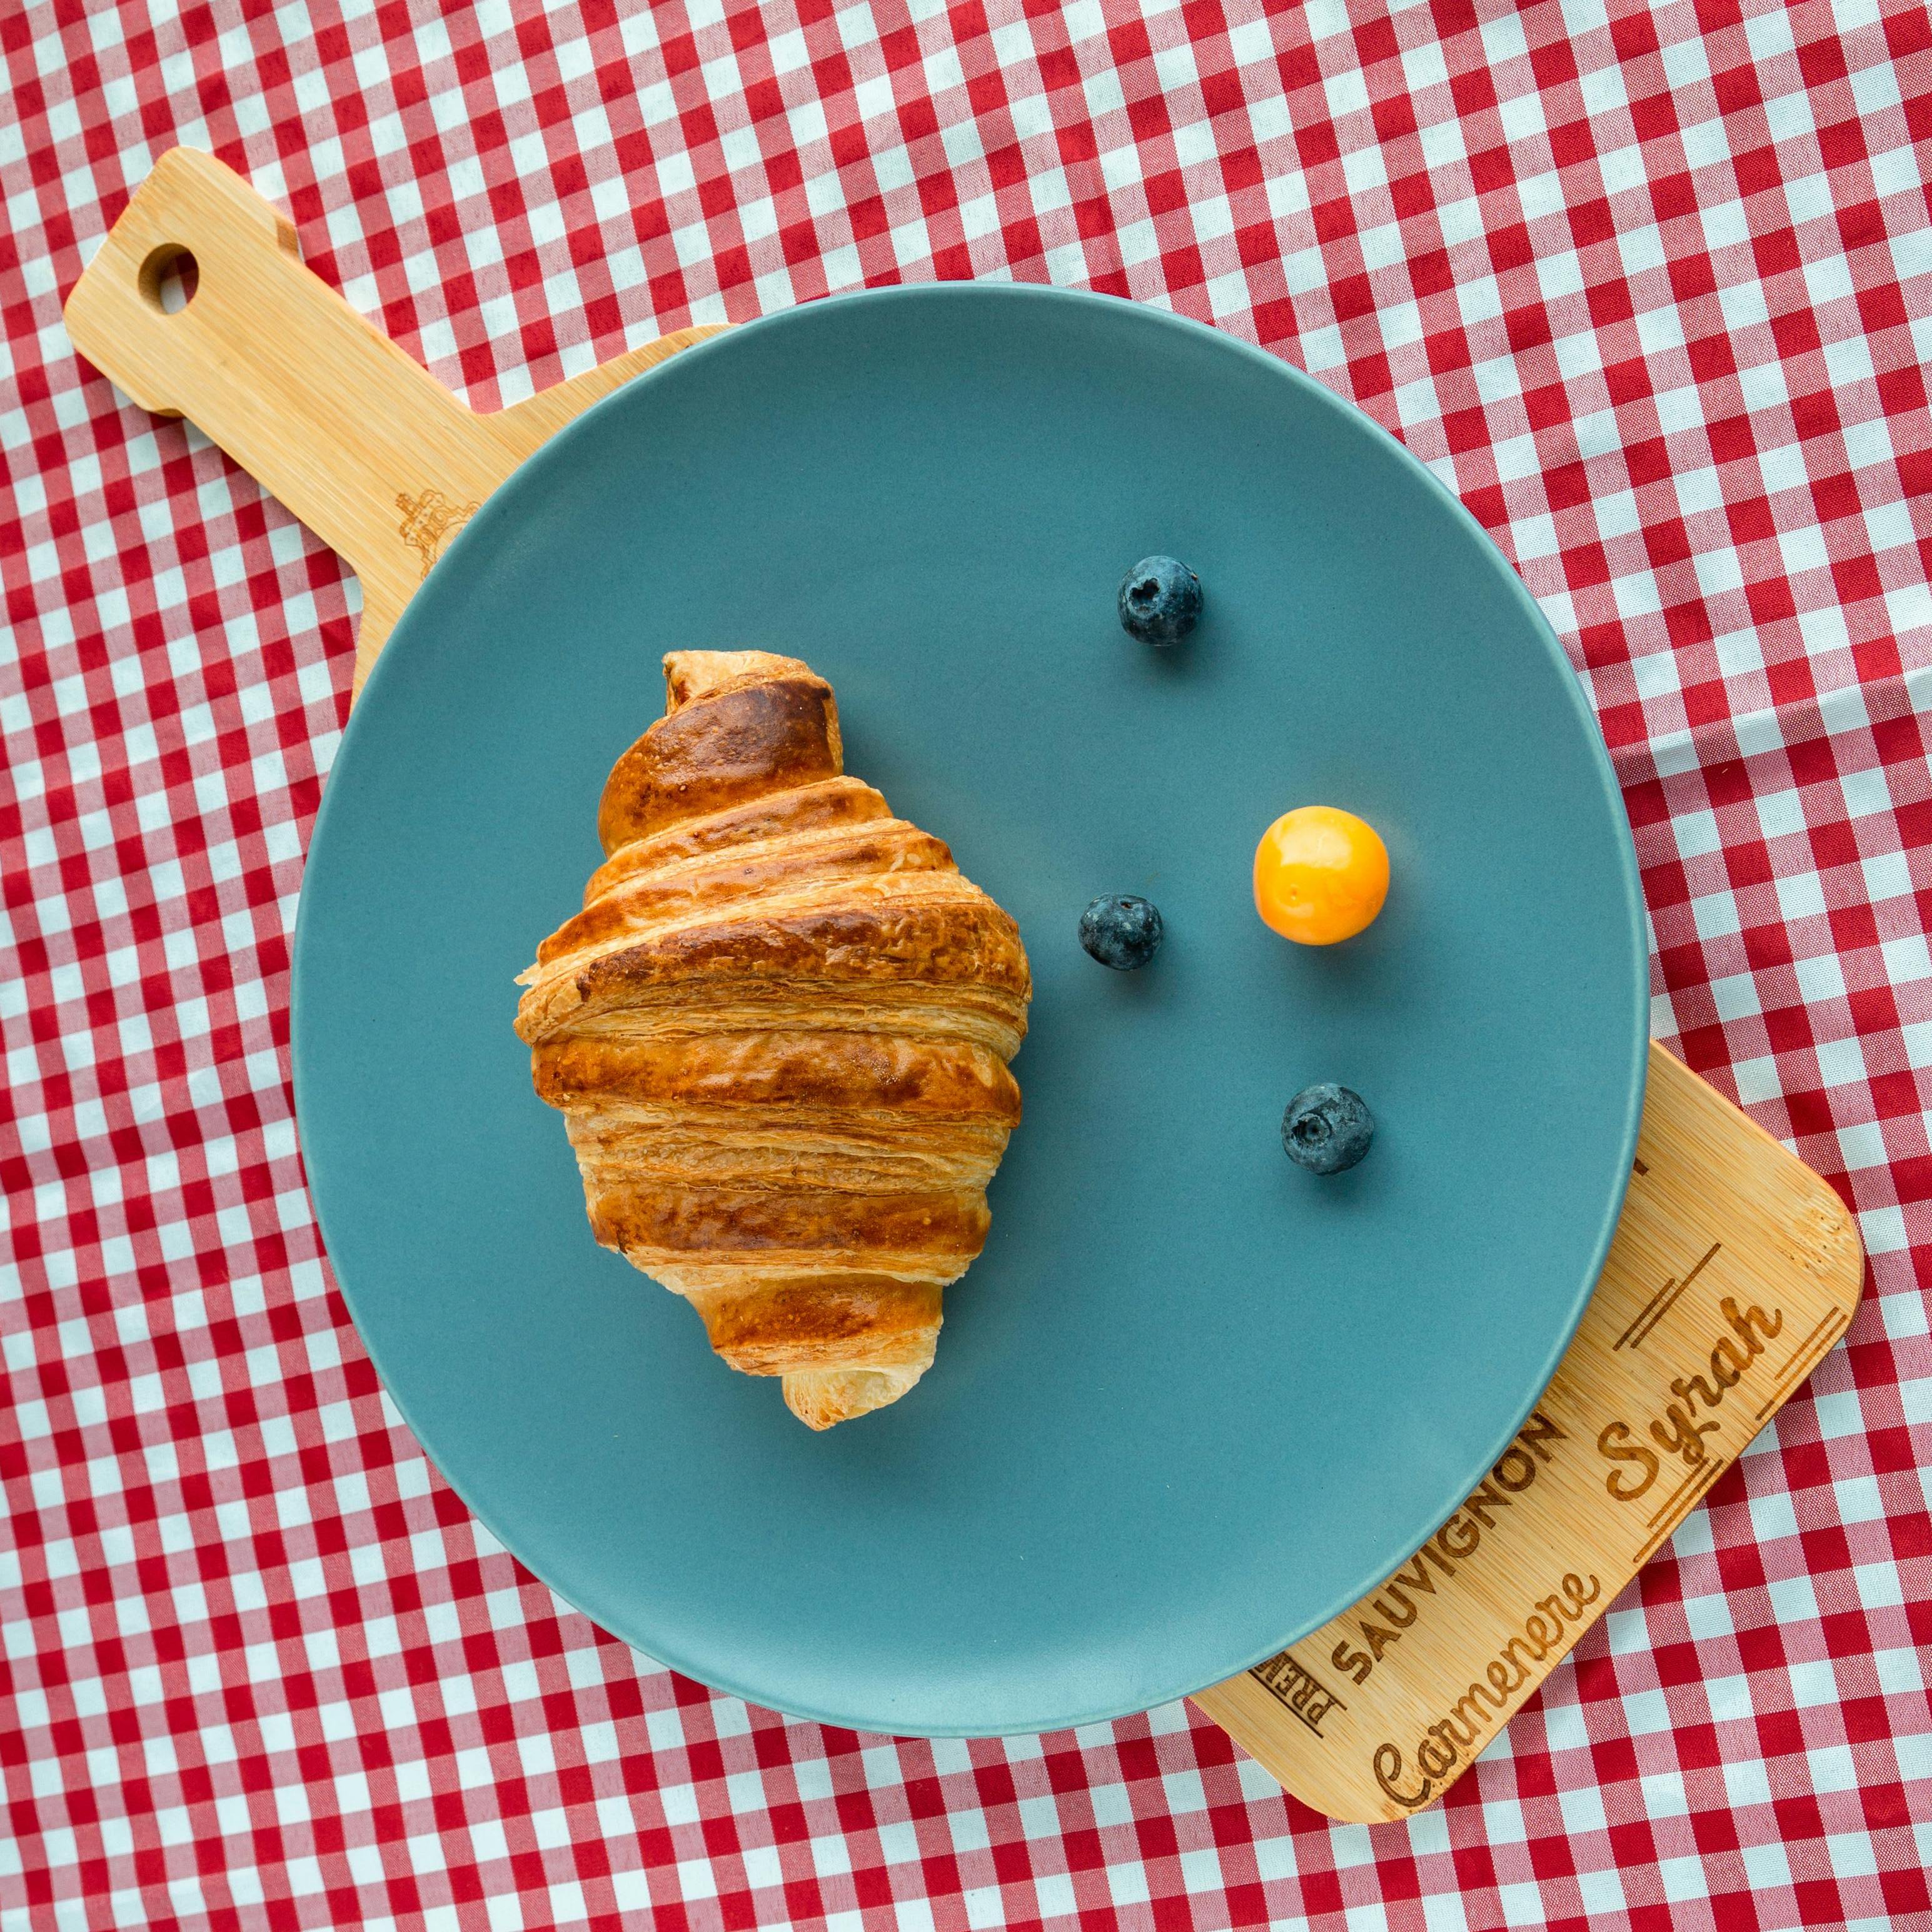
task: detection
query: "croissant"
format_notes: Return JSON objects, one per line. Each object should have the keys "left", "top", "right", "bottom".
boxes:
{"left": 515, "top": 650, "right": 1032, "bottom": 1429}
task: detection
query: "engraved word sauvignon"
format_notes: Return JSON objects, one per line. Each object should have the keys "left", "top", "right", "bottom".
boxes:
{"left": 1329, "top": 1411, "right": 1566, "bottom": 1687}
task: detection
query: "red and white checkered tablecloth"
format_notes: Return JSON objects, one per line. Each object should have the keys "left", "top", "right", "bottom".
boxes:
{"left": 3, "top": 1, "right": 1929, "bottom": 1926}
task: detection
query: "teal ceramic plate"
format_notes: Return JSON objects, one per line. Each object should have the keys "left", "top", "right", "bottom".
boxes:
{"left": 293, "top": 285, "right": 1646, "bottom": 1736}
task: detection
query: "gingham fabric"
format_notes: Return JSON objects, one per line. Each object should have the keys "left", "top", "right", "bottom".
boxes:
{"left": 3, "top": 1, "right": 1929, "bottom": 1926}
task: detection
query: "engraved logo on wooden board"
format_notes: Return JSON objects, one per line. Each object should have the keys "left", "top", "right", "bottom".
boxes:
{"left": 1248, "top": 1651, "right": 1347, "bottom": 1736}
{"left": 396, "top": 488, "right": 479, "bottom": 578}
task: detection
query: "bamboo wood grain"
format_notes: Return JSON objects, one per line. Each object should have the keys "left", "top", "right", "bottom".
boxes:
{"left": 63, "top": 148, "right": 720, "bottom": 695}
{"left": 1192, "top": 1042, "right": 1863, "bottom": 1821}
{"left": 66, "top": 151, "right": 1867, "bottom": 1818}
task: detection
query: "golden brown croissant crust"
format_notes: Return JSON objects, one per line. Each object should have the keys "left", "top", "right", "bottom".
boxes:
{"left": 516, "top": 648, "right": 1030, "bottom": 1429}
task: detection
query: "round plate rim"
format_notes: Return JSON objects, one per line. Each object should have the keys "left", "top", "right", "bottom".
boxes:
{"left": 292, "top": 281, "right": 1649, "bottom": 1735}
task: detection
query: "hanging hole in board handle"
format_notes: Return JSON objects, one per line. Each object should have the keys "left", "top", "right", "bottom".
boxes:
{"left": 137, "top": 244, "right": 199, "bottom": 314}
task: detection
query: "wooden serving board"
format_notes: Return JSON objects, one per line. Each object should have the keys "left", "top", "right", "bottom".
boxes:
{"left": 64, "top": 149, "right": 1866, "bottom": 1819}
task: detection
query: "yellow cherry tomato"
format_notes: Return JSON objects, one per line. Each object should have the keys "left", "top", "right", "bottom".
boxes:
{"left": 1254, "top": 806, "right": 1389, "bottom": 946}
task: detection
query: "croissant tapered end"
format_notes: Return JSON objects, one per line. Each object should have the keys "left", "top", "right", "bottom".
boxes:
{"left": 596, "top": 651, "right": 843, "bottom": 854}
{"left": 783, "top": 1367, "right": 928, "bottom": 1431}
{"left": 663, "top": 649, "right": 810, "bottom": 709}
{"left": 520, "top": 649, "right": 1030, "bottom": 1427}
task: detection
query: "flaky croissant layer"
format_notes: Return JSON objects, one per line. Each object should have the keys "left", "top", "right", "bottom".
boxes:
{"left": 516, "top": 649, "right": 1030, "bottom": 1429}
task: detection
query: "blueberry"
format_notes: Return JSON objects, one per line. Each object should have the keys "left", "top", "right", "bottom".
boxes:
{"left": 1117, "top": 555, "right": 1202, "bottom": 646}
{"left": 1281, "top": 1084, "right": 1374, "bottom": 1175}
{"left": 1079, "top": 894, "right": 1164, "bottom": 970}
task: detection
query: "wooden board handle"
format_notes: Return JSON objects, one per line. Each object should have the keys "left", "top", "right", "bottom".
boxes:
{"left": 64, "top": 148, "right": 720, "bottom": 692}
{"left": 64, "top": 148, "right": 496, "bottom": 677}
